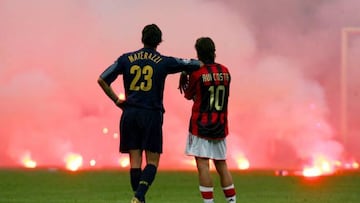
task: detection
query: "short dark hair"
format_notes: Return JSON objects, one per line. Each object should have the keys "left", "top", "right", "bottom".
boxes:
{"left": 142, "top": 24, "right": 162, "bottom": 48}
{"left": 195, "top": 37, "right": 216, "bottom": 63}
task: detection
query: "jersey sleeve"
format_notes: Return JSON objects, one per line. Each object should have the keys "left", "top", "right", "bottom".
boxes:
{"left": 99, "top": 56, "right": 124, "bottom": 85}
{"left": 165, "top": 57, "right": 200, "bottom": 74}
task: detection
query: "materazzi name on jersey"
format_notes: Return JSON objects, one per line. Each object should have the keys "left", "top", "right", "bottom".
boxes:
{"left": 128, "top": 51, "right": 163, "bottom": 64}
{"left": 202, "top": 72, "right": 230, "bottom": 82}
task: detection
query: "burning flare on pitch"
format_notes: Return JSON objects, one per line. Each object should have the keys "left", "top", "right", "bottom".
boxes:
{"left": 118, "top": 93, "right": 125, "bottom": 100}
{"left": 119, "top": 156, "right": 130, "bottom": 168}
{"left": 21, "top": 152, "right": 37, "bottom": 168}
{"left": 236, "top": 155, "right": 250, "bottom": 170}
{"left": 302, "top": 155, "right": 337, "bottom": 177}
{"left": 64, "top": 153, "right": 83, "bottom": 171}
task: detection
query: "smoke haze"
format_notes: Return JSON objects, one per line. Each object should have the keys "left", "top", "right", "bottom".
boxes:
{"left": 1, "top": 0, "right": 359, "bottom": 170}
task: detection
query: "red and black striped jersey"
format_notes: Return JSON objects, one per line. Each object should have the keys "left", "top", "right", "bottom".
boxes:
{"left": 184, "top": 63, "right": 231, "bottom": 139}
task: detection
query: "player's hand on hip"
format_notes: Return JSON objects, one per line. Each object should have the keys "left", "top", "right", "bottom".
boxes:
{"left": 115, "top": 98, "right": 126, "bottom": 109}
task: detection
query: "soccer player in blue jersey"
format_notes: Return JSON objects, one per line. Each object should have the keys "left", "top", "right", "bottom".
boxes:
{"left": 180, "top": 37, "right": 236, "bottom": 203}
{"left": 97, "top": 24, "right": 201, "bottom": 203}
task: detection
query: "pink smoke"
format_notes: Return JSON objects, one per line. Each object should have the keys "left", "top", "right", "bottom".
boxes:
{"left": 0, "top": 0, "right": 359, "bottom": 171}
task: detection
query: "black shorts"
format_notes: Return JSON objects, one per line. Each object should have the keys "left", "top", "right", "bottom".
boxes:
{"left": 119, "top": 107, "right": 163, "bottom": 153}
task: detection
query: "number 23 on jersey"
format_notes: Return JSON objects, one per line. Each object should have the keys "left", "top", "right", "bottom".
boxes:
{"left": 129, "top": 65, "right": 153, "bottom": 91}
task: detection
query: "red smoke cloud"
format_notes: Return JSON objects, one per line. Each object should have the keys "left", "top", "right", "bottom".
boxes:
{"left": 0, "top": 0, "right": 359, "bottom": 171}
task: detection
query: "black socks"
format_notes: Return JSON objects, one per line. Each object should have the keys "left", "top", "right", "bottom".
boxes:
{"left": 135, "top": 164, "right": 157, "bottom": 201}
{"left": 130, "top": 168, "right": 142, "bottom": 192}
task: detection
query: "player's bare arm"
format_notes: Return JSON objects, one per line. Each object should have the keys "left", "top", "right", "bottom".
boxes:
{"left": 97, "top": 77, "right": 125, "bottom": 108}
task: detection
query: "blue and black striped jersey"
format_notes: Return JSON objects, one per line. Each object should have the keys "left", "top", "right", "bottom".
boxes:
{"left": 100, "top": 47, "right": 200, "bottom": 112}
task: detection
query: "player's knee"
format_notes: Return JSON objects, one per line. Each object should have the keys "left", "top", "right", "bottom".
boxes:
{"left": 145, "top": 151, "right": 160, "bottom": 166}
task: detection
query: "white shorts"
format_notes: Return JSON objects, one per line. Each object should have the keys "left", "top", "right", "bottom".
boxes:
{"left": 185, "top": 133, "right": 227, "bottom": 160}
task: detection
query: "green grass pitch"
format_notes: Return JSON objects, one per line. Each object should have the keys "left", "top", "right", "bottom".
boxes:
{"left": 0, "top": 169, "right": 359, "bottom": 203}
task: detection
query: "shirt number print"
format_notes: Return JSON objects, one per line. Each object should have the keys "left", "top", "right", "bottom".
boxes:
{"left": 129, "top": 65, "right": 153, "bottom": 91}
{"left": 208, "top": 85, "right": 226, "bottom": 111}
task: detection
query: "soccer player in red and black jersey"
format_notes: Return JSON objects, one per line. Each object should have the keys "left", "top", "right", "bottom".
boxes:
{"left": 98, "top": 24, "right": 201, "bottom": 203}
{"left": 181, "top": 37, "right": 236, "bottom": 203}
